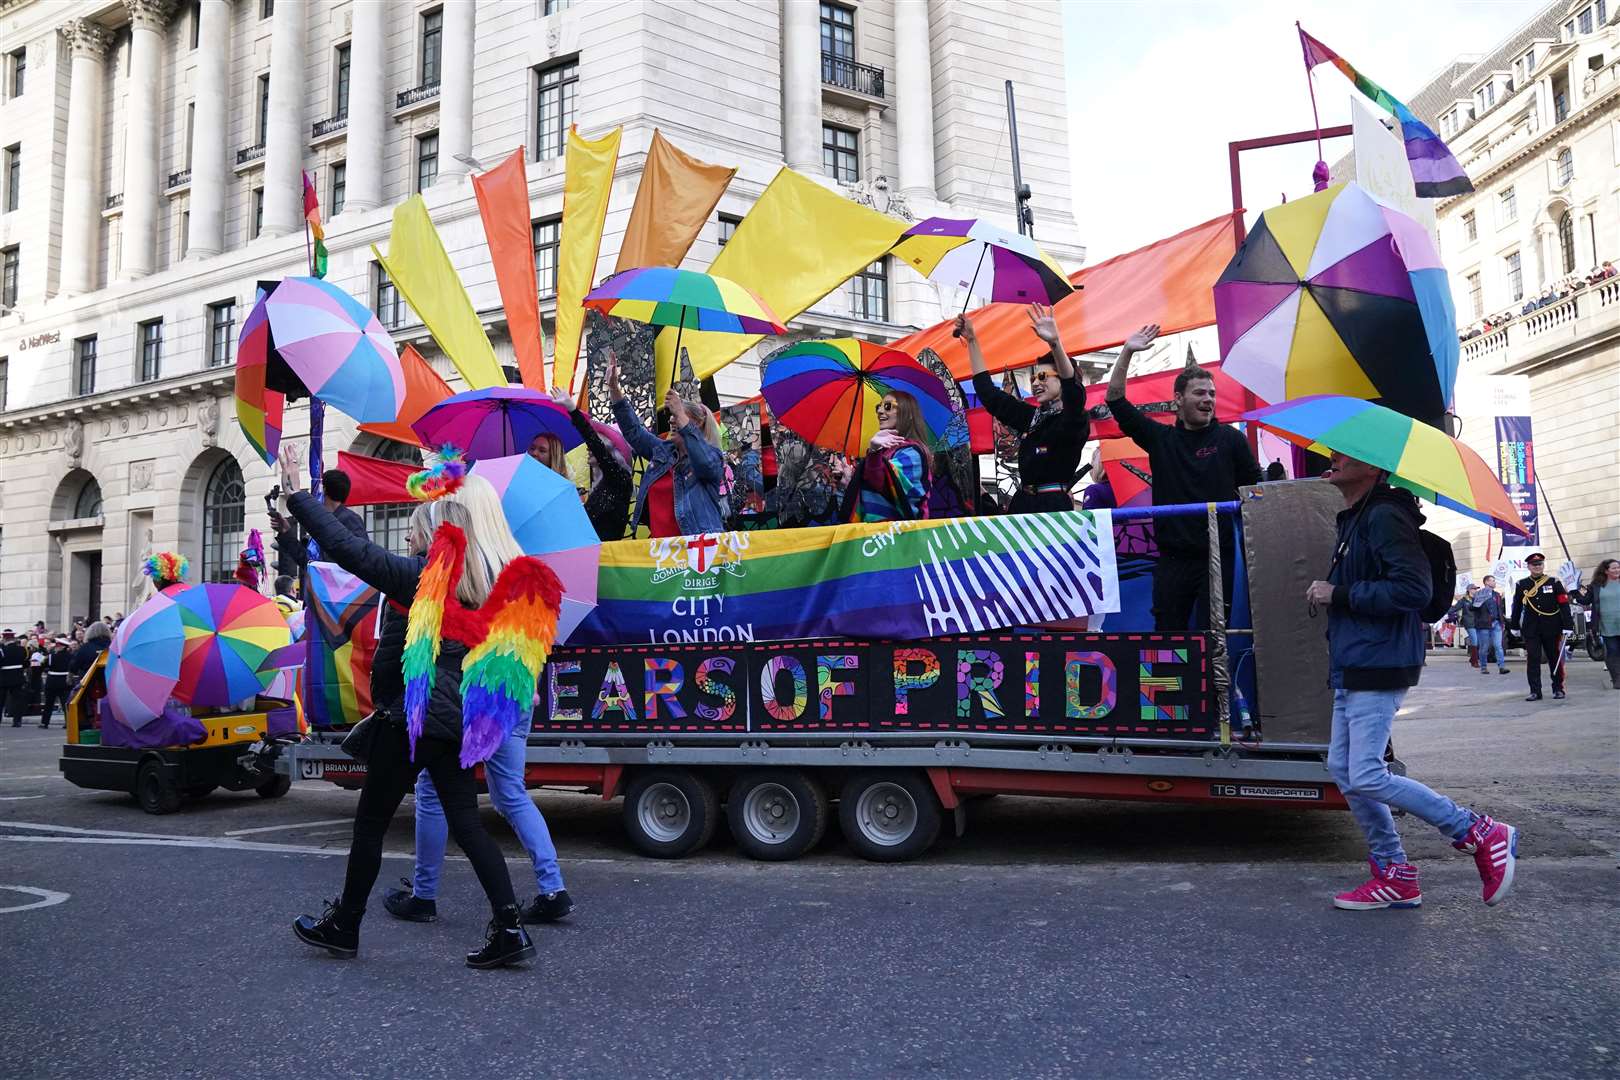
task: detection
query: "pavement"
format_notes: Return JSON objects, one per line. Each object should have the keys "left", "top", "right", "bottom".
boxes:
{"left": 1, "top": 651, "right": 1616, "bottom": 1079}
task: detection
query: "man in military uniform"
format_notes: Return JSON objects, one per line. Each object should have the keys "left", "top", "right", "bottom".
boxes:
{"left": 1511, "top": 553, "right": 1574, "bottom": 702}
{"left": 0, "top": 630, "right": 28, "bottom": 727}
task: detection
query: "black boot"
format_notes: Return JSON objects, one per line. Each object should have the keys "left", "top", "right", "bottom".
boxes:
{"left": 383, "top": 878, "right": 438, "bottom": 923}
{"left": 293, "top": 900, "right": 362, "bottom": 958}
{"left": 521, "top": 889, "right": 574, "bottom": 924}
{"left": 466, "top": 904, "right": 535, "bottom": 969}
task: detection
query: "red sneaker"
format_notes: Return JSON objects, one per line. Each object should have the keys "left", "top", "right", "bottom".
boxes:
{"left": 1333, "top": 858, "right": 1422, "bottom": 910}
{"left": 1454, "top": 814, "right": 1518, "bottom": 906}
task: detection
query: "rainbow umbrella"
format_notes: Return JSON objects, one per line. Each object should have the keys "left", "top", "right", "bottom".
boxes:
{"left": 469, "top": 453, "right": 600, "bottom": 644}
{"left": 892, "top": 217, "right": 1074, "bottom": 311}
{"left": 169, "top": 584, "right": 291, "bottom": 707}
{"left": 1215, "top": 182, "right": 1456, "bottom": 429}
{"left": 105, "top": 592, "right": 185, "bottom": 731}
{"left": 413, "top": 387, "right": 582, "bottom": 461}
{"left": 234, "top": 295, "right": 285, "bottom": 465}
{"left": 1243, "top": 395, "right": 1528, "bottom": 535}
{"left": 262, "top": 276, "right": 406, "bottom": 424}
{"left": 761, "top": 339, "right": 956, "bottom": 458}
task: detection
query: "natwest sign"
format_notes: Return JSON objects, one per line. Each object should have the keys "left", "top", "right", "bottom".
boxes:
{"left": 17, "top": 330, "right": 60, "bottom": 351}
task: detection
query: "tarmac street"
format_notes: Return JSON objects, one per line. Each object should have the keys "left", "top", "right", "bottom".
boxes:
{"left": 1, "top": 652, "right": 1615, "bottom": 1079}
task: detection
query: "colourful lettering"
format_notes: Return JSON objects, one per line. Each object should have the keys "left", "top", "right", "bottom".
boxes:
{"left": 760, "top": 655, "right": 809, "bottom": 722}
{"left": 891, "top": 648, "right": 939, "bottom": 716}
{"left": 548, "top": 659, "right": 582, "bottom": 722}
{"left": 694, "top": 656, "right": 737, "bottom": 723}
{"left": 816, "top": 654, "right": 859, "bottom": 721}
{"left": 643, "top": 657, "right": 686, "bottom": 720}
{"left": 1138, "top": 648, "right": 1189, "bottom": 721}
{"left": 956, "top": 649, "right": 1005, "bottom": 720}
{"left": 1064, "top": 651, "right": 1118, "bottom": 719}
{"left": 592, "top": 660, "right": 638, "bottom": 721}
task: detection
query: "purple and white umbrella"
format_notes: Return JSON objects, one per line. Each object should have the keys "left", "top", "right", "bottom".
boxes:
{"left": 892, "top": 216, "right": 1075, "bottom": 309}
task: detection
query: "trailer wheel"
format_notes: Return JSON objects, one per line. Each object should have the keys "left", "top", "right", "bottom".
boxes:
{"left": 256, "top": 774, "right": 291, "bottom": 799}
{"left": 838, "top": 771, "right": 940, "bottom": 862}
{"left": 623, "top": 769, "right": 718, "bottom": 859}
{"left": 726, "top": 770, "right": 828, "bottom": 862}
{"left": 136, "top": 759, "right": 182, "bottom": 815}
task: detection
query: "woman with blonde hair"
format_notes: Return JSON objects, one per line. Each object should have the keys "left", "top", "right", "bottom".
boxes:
{"left": 525, "top": 432, "right": 568, "bottom": 476}
{"left": 839, "top": 390, "right": 933, "bottom": 522}
{"left": 278, "top": 448, "right": 539, "bottom": 970}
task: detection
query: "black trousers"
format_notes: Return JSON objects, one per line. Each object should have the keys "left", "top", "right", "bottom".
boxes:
{"left": 339, "top": 722, "right": 516, "bottom": 915}
{"left": 1008, "top": 490, "right": 1074, "bottom": 516}
{"left": 1522, "top": 620, "right": 1565, "bottom": 694}
{"left": 2, "top": 684, "right": 25, "bottom": 724}
{"left": 1152, "top": 550, "right": 1236, "bottom": 632}
{"left": 40, "top": 678, "right": 70, "bottom": 726}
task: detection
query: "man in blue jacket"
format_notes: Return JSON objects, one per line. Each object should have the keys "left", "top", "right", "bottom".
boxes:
{"left": 1307, "top": 451, "right": 1518, "bottom": 910}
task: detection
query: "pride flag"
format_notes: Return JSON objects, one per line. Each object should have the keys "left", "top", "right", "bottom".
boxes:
{"left": 303, "top": 561, "right": 380, "bottom": 729}
{"left": 301, "top": 170, "right": 328, "bottom": 278}
{"left": 1298, "top": 27, "right": 1472, "bottom": 198}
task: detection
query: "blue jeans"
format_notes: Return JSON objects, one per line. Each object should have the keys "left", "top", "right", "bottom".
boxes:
{"left": 1326, "top": 688, "right": 1476, "bottom": 867}
{"left": 1471, "top": 625, "right": 1505, "bottom": 667}
{"left": 412, "top": 732, "right": 564, "bottom": 899}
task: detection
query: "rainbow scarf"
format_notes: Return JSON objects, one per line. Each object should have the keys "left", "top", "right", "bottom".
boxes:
{"left": 401, "top": 523, "right": 564, "bottom": 765}
{"left": 1299, "top": 27, "right": 1473, "bottom": 198}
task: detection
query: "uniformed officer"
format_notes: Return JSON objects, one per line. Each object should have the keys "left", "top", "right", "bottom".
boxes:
{"left": 1510, "top": 553, "right": 1574, "bottom": 701}
{"left": 0, "top": 630, "right": 28, "bottom": 727}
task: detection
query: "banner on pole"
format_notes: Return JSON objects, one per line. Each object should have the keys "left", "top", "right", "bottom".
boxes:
{"left": 1493, "top": 414, "right": 1537, "bottom": 545}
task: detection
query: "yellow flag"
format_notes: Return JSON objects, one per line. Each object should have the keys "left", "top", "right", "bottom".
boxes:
{"left": 372, "top": 196, "right": 506, "bottom": 389}
{"left": 654, "top": 168, "right": 908, "bottom": 397}
{"left": 553, "top": 125, "right": 622, "bottom": 394}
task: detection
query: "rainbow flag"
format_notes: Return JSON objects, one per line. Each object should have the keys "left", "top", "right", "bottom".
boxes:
{"left": 1299, "top": 27, "right": 1472, "bottom": 198}
{"left": 234, "top": 285, "right": 284, "bottom": 465}
{"left": 303, "top": 561, "right": 379, "bottom": 728}
{"left": 570, "top": 511, "right": 1119, "bottom": 646}
{"left": 302, "top": 170, "right": 329, "bottom": 279}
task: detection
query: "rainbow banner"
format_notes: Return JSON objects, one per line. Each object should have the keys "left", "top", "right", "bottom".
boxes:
{"left": 571, "top": 511, "right": 1119, "bottom": 646}
{"left": 303, "top": 561, "right": 380, "bottom": 729}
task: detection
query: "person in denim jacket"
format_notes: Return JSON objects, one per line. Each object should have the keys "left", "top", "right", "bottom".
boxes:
{"left": 606, "top": 352, "right": 726, "bottom": 537}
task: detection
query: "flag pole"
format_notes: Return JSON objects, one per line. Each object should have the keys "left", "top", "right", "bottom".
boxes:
{"left": 1296, "top": 22, "right": 1330, "bottom": 192}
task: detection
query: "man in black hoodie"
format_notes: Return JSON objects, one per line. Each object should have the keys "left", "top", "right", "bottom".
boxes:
{"left": 1307, "top": 451, "right": 1518, "bottom": 911}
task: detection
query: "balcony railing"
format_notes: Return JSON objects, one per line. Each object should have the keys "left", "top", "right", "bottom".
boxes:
{"left": 821, "top": 54, "right": 885, "bottom": 99}
{"left": 1460, "top": 276, "right": 1620, "bottom": 368}
{"left": 312, "top": 114, "right": 348, "bottom": 139}
{"left": 236, "top": 143, "right": 265, "bottom": 166}
{"left": 396, "top": 81, "right": 440, "bottom": 110}
{"left": 166, "top": 168, "right": 190, "bottom": 189}
{"left": 103, "top": 193, "right": 123, "bottom": 210}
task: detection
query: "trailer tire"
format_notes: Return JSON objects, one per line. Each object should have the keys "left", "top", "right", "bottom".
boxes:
{"left": 136, "top": 759, "right": 182, "bottom": 815}
{"left": 623, "top": 769, "right": 718, "bottom": 859}
{"left": 838, "top": 771, "right": 940, "bottom": 862}
{"left": 726, "top": 770, "right": 828, "bottom": 861}
{"left": 256, "top": 774, "right": 292, "bottom": 799}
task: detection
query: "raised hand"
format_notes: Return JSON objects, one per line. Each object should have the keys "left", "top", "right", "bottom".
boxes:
{"left": 547, "top": 385, "right": 575, "bottom": 410}
{"left": 1123, "top": 324, "right": 1161, "bottom": 354}
{"left": 1027, "top": 303, "right": 1060, "bottom": 345}
{"left": 277, "top": 443, "right": 303, "bottom": 495}
{"left": 605, "top": 351, "right": 623, "bottom": 401}
{"left": 664, "top": 388, "right": 689, "bottom": 427}
{"left": 953, "top": 313, "right": 977, "bottom": 342}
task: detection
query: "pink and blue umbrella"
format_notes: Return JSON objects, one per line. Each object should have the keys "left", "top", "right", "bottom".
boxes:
{"left": 470, "top": 453, "right": 600, "bottom": 644}
{"left": 412, "top": 387, "right": 583, "bottom": 462}
{"left": 105, "top": 592, "right": 185, "bottom": 731}
{"left": 262, "top": 276, "right": 406, "bottom": 424}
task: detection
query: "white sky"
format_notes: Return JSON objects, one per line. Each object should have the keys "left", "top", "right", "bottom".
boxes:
{"left": 1060, "top": 0, "right": 1545, "bottom": 262}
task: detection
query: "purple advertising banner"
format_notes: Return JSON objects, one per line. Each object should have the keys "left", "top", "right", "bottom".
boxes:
{"left": 1494, "top": 415, "right": 1538, "bottom": 545}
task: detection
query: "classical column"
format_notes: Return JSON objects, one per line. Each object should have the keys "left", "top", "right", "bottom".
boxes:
{"left": 186, "top": 0, "right": 230, "bottom": 258}
{"left": 58, "top": 20, "right": 113, "bottom": 296}
{"left": 1573, "top": 208, "right": 1594, "bottom": 272}
{"left": 894, "top": 0, "right": 937, "bottom": 202}
{"left": 260, "top": 0, "right": 308, "bottom": 237}
{"left": 781, "top": 0, "right": 821, "bottom": 172}
{"left": 119, "top": 0, "right": 175, "bottom": 280}
{"left": 436, "top": 0, "right": 474, "bottom": 183}
{"left": 344, "top": 0, "right": 385, "bottom": 212}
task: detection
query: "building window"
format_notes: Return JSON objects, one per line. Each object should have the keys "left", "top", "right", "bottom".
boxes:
{"left": 851, "top": 258, "right": 888, "bottom": 322}
{"left": 201, "top": 457, "right": 246, "bottom": 584}
{"left": 3, "top": 144, "right": 17, "bottom": 214}
{"left": 1461, "top": 210, "right": 1476, "bottom": 243}
{"left": 420, "top": 8, "right": 443, "bottom": 86}
{"left": 532, "top": 217, "right": 560, "bottom": 296}
{"left": 208, "top": 300, "right": 236, "bottom": 367}
{"left": 1497, "top": 186, "right": 1517, "bottom": 226}
{"left": 330, "top": 161, "right": 346, "bottom": 215}
{"left": 374, "top": 262, "right": 403, "bottom": 328}
{"left": 189, "top": 0, "right": 201, "bottom": 49}
{"left": 138, "top": 318, "right": 163, "bottom": 382}
{"left": 1466, "top": 272, "right": 1482, "bottom": 320}
{"left": 1558, "top": 212, "right": 1576, "bottom": 274}
{"left": 534, "top": 59, "right": 578, "bottom": 161}
{"left": 1564, "top": 18, "right": 1575, "bottom": 40}
{"left": 823, "top": 124, "right": 859, "bottom": 184}
{"left": 6, "top": 47, "right": 23, "bottom": 99}
{"left": 416, "top": 132, "right": 439, "bottom": 192}
{"left": 363, "top": 441, "right": 424, "bottom": 553}
{"left": 334, "top": 43, "right": 351, "bottom": 119}
{"left": 0, "top": 245, "right": 16, "bottom": 307}
{"left": 74, "top": 477, "right": 103, "bottom": 519}
{"left": 260, "top": 0, "right": 273, "bottom": 19}
{"left": 1578, "top": 5, "right": 1594, "bottom": 34}
{"left": 250, "top": 187, "right": 264, "bottom": 239}
{"left": 75, "top": 335, "right": 96, "bottom": 396}
{"left": 179, "top": 210, "right": 190, "bottom": 259}
{"left": 184, "top": 102, "right": 195, "bottom": 170}
{"left": 717, "top": 213, "right": 742, "bottom": 248}
{"left": 1504, "top": 251, "right": 1523, "bottom": 302}
{"left": 820, "top": 3, "right": 855, "bottom": 62}
{"left": 255, "top": 73, "right": 270, "bottom": 146}
{"left": 1556, "top": 146, "right": 1574, "bottom": 186}
{"left": 543, "top": 0, "right": 574, "bottom": 12}
{"left": 0, "top": 355, "right": 7, "bottom": 411}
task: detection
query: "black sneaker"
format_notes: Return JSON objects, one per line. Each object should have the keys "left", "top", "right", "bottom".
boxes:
{"left": 1552, "top": 689, "right": 1566, "bottom": 700}
{"left": 1499, "top": 668, "right": 1510, "bottom": 674}
{"left": 521, "top": 889, "right": 574, "bottom": 924}
{"left": 382, "top": 878, "right": 437, "bottom": 923}
{"left": 1524, "top": 692, "right": 1543, "bottom": 701}
{"left": 466, "top": 905, "right": 535, "bottom": 969}
{"left": 293, "top": 900, "right": 361, "bottom": 958}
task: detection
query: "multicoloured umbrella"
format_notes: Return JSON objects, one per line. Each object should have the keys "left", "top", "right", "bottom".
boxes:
{"left": 1100, "top": 437, "right": 1153, "bottom": 508}
{"left": 412, "top": 386, "right": 582, "bottom": 461}
{"left": 761, "top": 339, "right": 956, "bottom": 458}
{"left": 469, "top": 453, "right": 600, "bottom": 644}
{"left": 1215, "top": 182, "right": 1457, "bottom": 428}
{"left": 234, "top": 296, "right": 286, "bottom": 465}
{"left": 1242, "top": 395, "right": 1527, "bottom": 535}
{"left": 105, "top": 592, "right": 185, "bottom": 731}
{"left": 168, "top": 584, "right": 292, "bottom": 707}
{"left": 892, "top": 217, "right": 1074, "bottom": 309}
{"left": 584, "top": 267, "right": 786, "bottom": 336}
{"left": 262, "top": 276, "right": 406, "bottom": 424}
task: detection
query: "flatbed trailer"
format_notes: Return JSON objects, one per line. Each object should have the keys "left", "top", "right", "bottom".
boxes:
{"left": 279, "top": 480, "right": 1359, "bottom": 861}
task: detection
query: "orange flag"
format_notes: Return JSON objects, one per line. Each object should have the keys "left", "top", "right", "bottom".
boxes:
{"left": 357, "top": 345, "right": 452, "bottom": 448}
{"left": 892, "top": 211, "right": 1243, "bottom": 379}
{"left": 472, "top": 148, "right": 546, "bottom": 389}
{"left": 615, "top": 130, "right": 737, "bottom": 273}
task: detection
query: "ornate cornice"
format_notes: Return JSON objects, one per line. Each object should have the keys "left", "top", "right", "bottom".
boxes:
{"left": 124, "top": 0, "right": 176, "bottom": 32}
{"left": 60, "top": 18, "right": 114, "bottom": 61}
